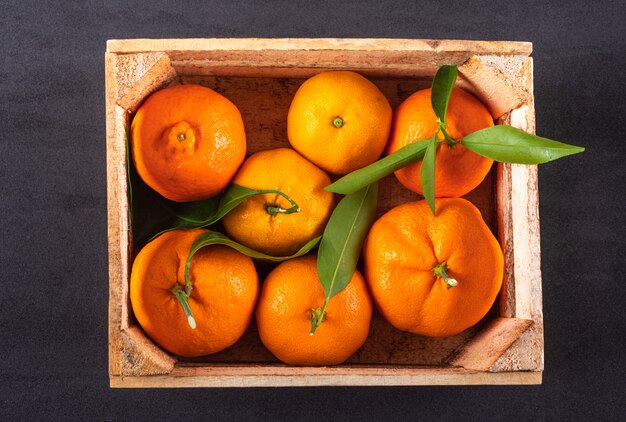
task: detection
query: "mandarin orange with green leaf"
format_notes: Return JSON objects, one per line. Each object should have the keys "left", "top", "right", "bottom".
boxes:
{"left": 363, "top": 198, "right": 503, "bottom": 337}
{"left": 131, "top": 84, "right": 246, "bottom": 202}
{"left": 222, "top": 148, "right": 335, "bottom": 256}
{"left": 256, "top": 255, "right": 372, "bottom": 366}
{"left": 130, "top": 228, "right": 259, "bottom": 357}
{"left": 387, "top": 87, "right": 494, "bottom": 198}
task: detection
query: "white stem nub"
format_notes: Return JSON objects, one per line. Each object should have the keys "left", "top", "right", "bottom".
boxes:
{"left": 188, "top": 315, "right": 197, "bottom": 329}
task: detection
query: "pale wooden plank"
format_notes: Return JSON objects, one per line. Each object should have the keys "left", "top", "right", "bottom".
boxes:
{"left": 173, "top": 63, "right": 448, "bottom": 79}
{"left": 496, "top": 161, "right": 517, "bottom": 318}
{"left": 474, "top": 54, "right": 534, "bottom": 113}
{"left": 120, "top": 326, "right": 176, "bottom": 376}
{"left": 106, "top": 51, "right": 129, "bottom": 376}
{"left": 107, "top": 51, "right": 177, "bottom": 377}
{"left": 447, "top": 318, "right": 533, "bottom": 371}
{"left": 506, "top": 107, "right": 538, "bottom": 320}
{"left": 509, "top": 163, "right": 537, "bottom": 320}
{"left": 110, "top": 365, "right": 541, "bottom": 388}
{"left": 172, "top": 63, "right": 541, "bottom": 81}
{"left": 495, "top": 58, "right": 538, "bottom": 321}
{"left": 114, "top": 53, "right": 168, "bottom": 102}
{"left": 109, "top": 38, "right": 531, "bottom": 81}
{"left": 116, "top": 52, "right": 178, "bottom": 113}
{"left": 107, "top": 38, "right": 532, "bottom": 56}
{"left": 458, "top": 55, "right": 527, "bottom": 118}
{"left": 167, "top": 45, "right": 525, "bottom": 79}
{"left": 490, "top": 322, "right": 544, "bottom": 372}
{"left": 491, "top": 57, "right": 543, "bottom": 371}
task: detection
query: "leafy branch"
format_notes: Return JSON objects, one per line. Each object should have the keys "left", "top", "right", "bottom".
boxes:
{"left": 325, "top": 64, "right": 585, "bottom": 215}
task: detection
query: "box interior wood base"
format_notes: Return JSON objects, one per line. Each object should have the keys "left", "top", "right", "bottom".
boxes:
{"left": 106, "top": 38, "right": 543, "bottom": 387}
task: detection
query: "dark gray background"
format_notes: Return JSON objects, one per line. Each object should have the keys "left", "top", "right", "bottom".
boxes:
{"left": 1, "top": 0, "right": 624, "bottom": 420}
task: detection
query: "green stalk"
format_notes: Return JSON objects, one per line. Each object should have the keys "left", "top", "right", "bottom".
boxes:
{"left": 172, "top": 284, "right": 197, "bottom": 329}
{"left": 332, "top": 116, "right": 344, "bottom": 128}
{"left": 433, "top": 262, "right": 458, "bottom": 289}
{"left": 265, "top": 203, "right": 300, "bottom": 216}
{"left": 263, "top": 190, "right": 301, "bottom": 216}
{"left": 309, "top": 296, "right": 330, "bottom": 335}
{"left": 437, "top": 120, "right": 457, "bottom": 146}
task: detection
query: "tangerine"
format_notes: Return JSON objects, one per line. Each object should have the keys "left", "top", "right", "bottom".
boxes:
{"left": 222, "top": 148, "right": 334, "bottom": 256}
{"left": 131, "top": 84, "right": 246, "bottom": 202}
{"left": 255, "top": 255, "right": 372, "bottom": 365}
{"left": 387, "top": 87, "right": 494, "bottom": 197}
{"left": 363, "top": 198, "right": 503, "bottom": 337}
{"left": 130, "top": 228, "right": 259, "bottom": 357}
{"left": 287, "top": 71, "right": 392, "bottom": 175}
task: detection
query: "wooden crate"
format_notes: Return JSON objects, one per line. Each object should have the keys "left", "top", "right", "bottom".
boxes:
{"left": 106, "top": 38, "right": 543, "bottom": 387}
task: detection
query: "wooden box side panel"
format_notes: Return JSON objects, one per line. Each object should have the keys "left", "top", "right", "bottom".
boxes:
{"left": 106, "top": 51, "right": 131, "bottom": 377}
{"left": 110, "top": 365, "right": 542, "bottom": 388}
{"left": 106, "top": 38, "right": 531, "bottom": 80}
{"left": 443, "top": 56, "right": 543, "bottom": 373}
{"left": 107, "top": 38, "right": 533, "bottom": 55}
{"left": 106, "top": 51, "right": 179, "bottom": 377}
{"left": 494, "top": 57, "right": 544, "bottom": 371}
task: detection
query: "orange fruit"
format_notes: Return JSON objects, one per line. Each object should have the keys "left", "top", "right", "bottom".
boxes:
{"left": 387, "top": 87, "right": 494, "bottom": 198}
{"left": 287, "top": 71, "right": 392, "bottom": 175}
{"left": 130, "top": 228, "right": 259, "bottom": 357}
{"left": 256, "top": 255, "right": 372, "bottom": 365}
{"left": 363, "top": 198, "right": 503, "bottom": 337}
{"left": 131, "top": 84, "right": 246, "bottom": 202}
{"left": 222, "top": 148, "right": 335, "bottom": 256}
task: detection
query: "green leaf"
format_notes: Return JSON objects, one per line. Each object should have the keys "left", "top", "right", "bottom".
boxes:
{"left": 215, "top": 184, "right": 268, "bottom": 221}
{"left": 462, "top": 125, "right": 585, "bottom": 164}
{"left": 431, "top": 65, "right": 458, "bottom": 122}
{"left": 167, "top": 197, "right": 222, "bottom": 227}
{"left": 318, "top": 183, "right": 378, "bottom": 298}
{"left": 325, "top": 140, "right": 430, "bottom": 194}
{"left": 140, "top": 184, "right": 300, "bottom": 244}
{"left": 185, "top": 232, "right": 321, "bottom": 287}
{"left": 311, "top": 183, "right": 378, "bottom": 334}
{"left": 420, "top": 136, "right": 438, "bottom": 215}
